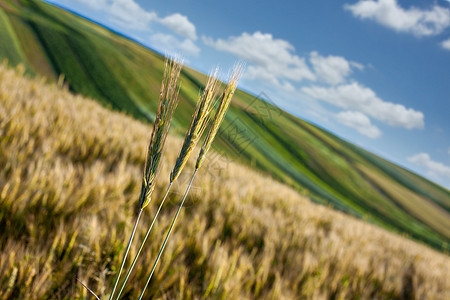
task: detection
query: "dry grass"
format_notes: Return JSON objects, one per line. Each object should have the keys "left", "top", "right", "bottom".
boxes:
{"left": 0, "top": 63, "right": 449, "bottom": 299}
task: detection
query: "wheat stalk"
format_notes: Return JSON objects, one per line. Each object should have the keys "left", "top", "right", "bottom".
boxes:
{"left": 114, "top": 69, "right": 220, "bottom": 299}
{"left": 77, "top": 278, "right": 101, "bottom": 300}
{"left": 114, "top": 186, "right": 172, "bottom": 299}
{"left": 138, "top": 64, "right": 242, "bottom": 299}
{"left": 107, "top": 57, "right": 182, "bottom": 300}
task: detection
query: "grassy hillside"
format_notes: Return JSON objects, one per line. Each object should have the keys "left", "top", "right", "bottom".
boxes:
{"left": 0, "top": 0, "right": 449, "bottom": 251}
{"left": 1, "top": 63, "right": 449, "bottom": 299}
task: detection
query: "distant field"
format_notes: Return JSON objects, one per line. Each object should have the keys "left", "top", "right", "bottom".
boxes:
{"left": 1, "top": 63, "right": 449, "bottom": 299}
{"left": 0, "top": 0, "right": 449, "bottom": 252}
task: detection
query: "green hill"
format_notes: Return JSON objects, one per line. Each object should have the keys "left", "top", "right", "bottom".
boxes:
{"left": 0, "top": 0, "right": 449, "bottom": 250}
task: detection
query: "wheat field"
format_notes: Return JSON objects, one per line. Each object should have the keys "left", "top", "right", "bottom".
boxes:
{"left": 0, "top": 63, "right": 449, "bottom": 299}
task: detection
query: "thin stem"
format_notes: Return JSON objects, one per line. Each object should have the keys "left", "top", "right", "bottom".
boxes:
{"left": 76, "top": 278, "right": 101, "bottom": 300}
{"left": 115, "top": 182, "right": 173, "bottom": 300}
{"left": 108, "top": 208, "right": 143, "bottom": 300}
{"left": 138, "top": 169, "right": 198, "bottom": 300}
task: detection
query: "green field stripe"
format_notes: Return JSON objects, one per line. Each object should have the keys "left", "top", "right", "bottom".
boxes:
{"left": 0, "top": 9, "right": 29, "bottom": 67}
{"left": 358, "top": 165, "right": 449, "bottom": 248}
{"left": 252, "top": 114, "right": 388, "bottom": 212}
{"left": 359, "top": 165, "right": 450, "bottom": 238}
{"left": 29, "top": 21, "right": 108, "bottom": 101}
{"left": 65, "top": 33, "right": 148, "bottom": 120}
{"left": 346, "top": 142, "right": 450, "bottom": 212}
{"left": 6, "top": 13, "right": 56, "bottom": 79}
{"left": 292, "top": 116, "right": 450, "bottom": 215}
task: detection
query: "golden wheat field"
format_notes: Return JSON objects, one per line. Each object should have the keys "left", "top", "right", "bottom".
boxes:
{"left": 0, "top": 63, "right": 449, "bottom": 299}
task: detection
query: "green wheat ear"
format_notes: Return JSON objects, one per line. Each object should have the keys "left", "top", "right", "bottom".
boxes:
{"left": 139, "top": 57, "right": 183, "bottom": 209}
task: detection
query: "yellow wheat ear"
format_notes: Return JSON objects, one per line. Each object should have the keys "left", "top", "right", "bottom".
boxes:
{"left": 139, "top": 57, "right": 183, "bottom": 209}
{"left": 169, "top": 68, "right": 220, "bottom": 183}
{"left": 196, "top": 63, "right": 243, "bottom": 169}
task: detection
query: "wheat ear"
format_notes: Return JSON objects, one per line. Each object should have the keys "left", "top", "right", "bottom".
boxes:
{"left": 138, "top": 65, "right": 242, "bottom": 299}
{"left": 196, "top": 64, "right": 243, "bottom": 169}
{"left": 114, "top": 69, "right": 219, "bottom": 299}
{"left": 108, "top": 57, "right": 182, "bottom": 300}
{"left": 170, "top": 69, "right": 220, "bottom": 183}
{"left": 139, "top": 57, "right": 183, "bottom": 210}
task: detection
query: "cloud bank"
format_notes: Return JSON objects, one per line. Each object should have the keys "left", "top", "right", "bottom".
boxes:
{"left": 67, "top": 0, "right": 199, "bottom": 55}
{"left": 302, "top": 82, "right": 424, "bottom": 130}
{"left": 345, "top": 0, "right": 450, "bottom": 37}
{"left": 204, "top": 29, "right": 425, "bottom": 138}
{"left": 310, "top": 51, "right": 362, "bottom": 85}
{"left": 159, "top": 13, "right": 197, "bottom": 40}
{"left": 149, "top": 33, "right": 200, "bottom": 56}
{"left": 203, "top": 32, "right": 316, "bottom": 89}
{"left": 336, "top": 111, "right": 382, "bottom": 138}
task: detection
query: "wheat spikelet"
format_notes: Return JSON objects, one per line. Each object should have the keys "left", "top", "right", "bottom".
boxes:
{"left": 139, "top": 57, "right": 182, "bottom": 209}
{"left": 169, "top": 69, "right": 220, "bottom": 183}
{"left": 196, "top": 64, "right": 243, "bottom": 169}
{"left": 108, "top": 57, "right": 182, "bottom": 300}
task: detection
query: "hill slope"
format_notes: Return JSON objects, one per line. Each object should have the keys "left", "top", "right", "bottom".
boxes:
{"left": 0, "top": 0, "right": 449, "bottom": 250}
{"left": 1, "top": 63, "right": 449, "bottom": 299}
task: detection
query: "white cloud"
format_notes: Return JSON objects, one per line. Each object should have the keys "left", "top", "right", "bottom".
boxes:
{"left": 158, "top": 13, "right": 197, "bottom": 40}
{"left": 336, "top": 111, "right": 382, "bottom": 138}
{"left": 204, "top": 31, "right": 368, "bottom": 90}
{"left": 149, "top": 33, "right": 200, "bottom": 56}
{"left": 302, "top": 82, "right": 424, "bottom": 129}
{"left": 441, "top": 38, "right": 450, "bottom": 50}
{"left": 203, "top": 32, "right": 316, "bottom": 88}
{"left": 310, "top": 51, "right": 363, "bottom": 85}
{"left": 68, "top": 0, "right": 157, "bottom": 29}
{"left": 408, "top": 153, "right": 450, "bottom": 179}
{"left": 345, "top": 0, "right": 450, "bottom": 37}
{"left": 108, "top": 0, "right": 157, "bottom": 29}
{"left": 64, "top": 0, "right": 200, "bottom": 55}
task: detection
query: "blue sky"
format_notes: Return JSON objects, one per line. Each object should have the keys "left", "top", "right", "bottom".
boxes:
{"left": 44, "top": 0, "right": 450, "bottom": 189}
